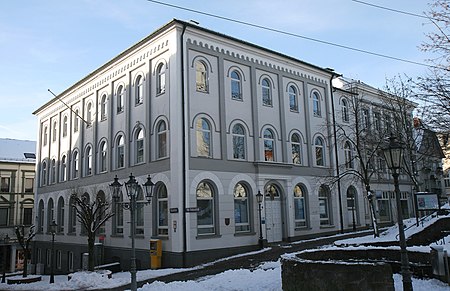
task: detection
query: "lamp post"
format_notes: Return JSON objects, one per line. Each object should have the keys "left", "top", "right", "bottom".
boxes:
{"left": 256, "top": 190, "right": 264, "bottom": 249}
{"left": 109, "top": 174, "right": 155, "bottom": 291}
{"left": 49, "top": 220, "right": 57, "bottom": 284}
{"left": 2, "top": 234, "right": 9, "bottom": 283}
{"left": 382, "top": 135, "right": 413, "bottom": 291}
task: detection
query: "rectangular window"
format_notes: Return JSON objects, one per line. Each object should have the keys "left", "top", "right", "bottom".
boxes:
{"left": 294, "top": 198, "right": 306, "bottom": 227}
{"left": 197, "top": 199, "right": 214, "bottom": 235}
{"left": 0, "top": 208, "right": 8, "bottom": 226}
{"left": 57, "top": 250, "right": 62, "bottom": 270}
{"left": 24, "top": 178, "right": 34, "bottom": 193}
{"left": 1, "top": 177, "right": 11, "bottom": 192}
{"left": 23, "top": 208, "right": 32, "bottom": 225}
{"left": 46, "top": 249, "right": 51, "bottom": 267}
{"left": 68, "top": 251, "right": 74, "bottom": 272}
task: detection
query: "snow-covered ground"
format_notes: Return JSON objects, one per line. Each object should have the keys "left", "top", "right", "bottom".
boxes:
{"left": 1, "top": 207, "right": 449, "bottom": 291}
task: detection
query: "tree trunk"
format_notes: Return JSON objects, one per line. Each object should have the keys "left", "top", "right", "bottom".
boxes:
{"left": 366, "top": 185, "right": 379, "bottom": 237}
{"left": 22, "top": 250, "right": 29, "bottom": 278}
{"left": 88, "top": 235, "right": 95, "bottom": 271}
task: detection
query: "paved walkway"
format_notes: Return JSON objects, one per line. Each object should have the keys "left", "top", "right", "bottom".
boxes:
{"left": 103, "top": 230, "right": 374, "bottom": 291}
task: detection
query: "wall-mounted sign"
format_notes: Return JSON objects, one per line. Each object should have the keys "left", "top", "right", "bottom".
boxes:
{"left": 169, "top": 208, "right": 179, "bottom": 213}
{"left": 415, "top": 192, "right": 439, "bottom": 211}
{"left": 185, "top": 207, "right": 200, "bottom": 212}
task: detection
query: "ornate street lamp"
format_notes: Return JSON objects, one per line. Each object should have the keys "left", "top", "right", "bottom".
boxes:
{"left": 49, "top": 220, "right": 57, "bottom": 284}
{"left": 382, "top": 135, "right": 413, "bottom": 291}
{"left": 2, "top": 234, "right": 9, "bottom": 283}
{"left": 256, "top": 190, "right": 264, "bottom": 249}
{"left": 109, "top": 174, "right": 155, "bottom": 291}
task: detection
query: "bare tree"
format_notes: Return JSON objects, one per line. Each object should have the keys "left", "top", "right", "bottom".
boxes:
{"left": 415, "top": 0, "right": 450, "bottom": 131}
{"left": 331, "top": 83, "right": 389, "bottom": 237}
{"left": 71, "top": 189, "right": 114, "bottom": 271}
{"left": 15, "top": 225, "right": 35, "bottom": 278}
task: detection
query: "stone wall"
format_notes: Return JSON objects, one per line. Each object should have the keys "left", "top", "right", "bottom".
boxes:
{"left": 282, "top": 257, "right": 394, "bottom": 291}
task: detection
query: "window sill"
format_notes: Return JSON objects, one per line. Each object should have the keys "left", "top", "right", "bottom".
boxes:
{"left": 196, "top": 234, "right": 221, "bottom": 240}
{"left": 156, "top": 90, "right": 166, "bottom": 96}
{"left": 294, "top": 227, "right": 311, "bottom": 231}
{"left": 234, "top": 231, "right": 256, "bottom": 237}
{"left": 66, "top": 232, "right": 76, "bottom": 236}
{"left": 151, "top": 236, "right": 169, "bottom": 240}
{"left": 320, "top": 225, "right": 335, "bottom": 229}
{"left": 110, "top": 234, "right": 124, "bottom": 238}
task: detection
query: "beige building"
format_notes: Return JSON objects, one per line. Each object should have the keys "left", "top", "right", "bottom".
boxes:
{"left": 0, "top": 138, "right": 36, "bottom": 273}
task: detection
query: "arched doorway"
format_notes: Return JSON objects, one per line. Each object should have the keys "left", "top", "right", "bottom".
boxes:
{"left": 264, "top": 183, "right": 283, "bottom": 242}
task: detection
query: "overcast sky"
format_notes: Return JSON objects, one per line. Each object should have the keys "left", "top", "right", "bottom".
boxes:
{"left": 0, "top": 0, "right": 433, "bottom": 140}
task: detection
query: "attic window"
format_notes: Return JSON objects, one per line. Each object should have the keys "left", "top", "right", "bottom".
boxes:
{"left": 24, "top": 153, "right": 36, "bottom": 159}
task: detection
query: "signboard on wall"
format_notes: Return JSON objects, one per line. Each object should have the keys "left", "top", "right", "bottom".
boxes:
{"left": 415, "top": 192, "right": 439, "bottom": 211}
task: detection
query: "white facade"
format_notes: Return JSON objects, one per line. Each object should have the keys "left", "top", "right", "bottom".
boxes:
{"left": 33, "top": 19, "right": 415, "bottom": 271}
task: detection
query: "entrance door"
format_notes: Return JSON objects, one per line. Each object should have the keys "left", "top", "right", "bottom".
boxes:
{"left": 264, "top": 183, "right": 283, "bottom": 243}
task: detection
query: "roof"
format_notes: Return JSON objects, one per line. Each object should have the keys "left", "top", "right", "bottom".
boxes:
{"left": 34, "top": 19, "right": 335, "bottom": 115}
{"left": 0, "top": 138, "right": 36, "bottom": 163}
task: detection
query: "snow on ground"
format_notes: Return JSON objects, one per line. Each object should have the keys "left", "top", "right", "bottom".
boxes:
{"left": 1, "top": 209, "right": 449, "bottom": 291}
{"left": 4, "top": 260, "right": 447, "bottom": 291}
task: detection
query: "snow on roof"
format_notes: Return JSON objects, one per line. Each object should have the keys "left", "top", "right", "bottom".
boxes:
{"left": 0, "top": 138, "right": 36, "bottom": 163}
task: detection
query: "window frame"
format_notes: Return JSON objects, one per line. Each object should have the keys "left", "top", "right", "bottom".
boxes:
{"left": 234, "top": 183, "right": 250, "bottom": 233}
{"left": 196, "top": 181, "right": 216, "bottom": 235}
{"left": 196, "top": 118, "right": 212, "bottom": 157}
{"left": 116, "top": 135, "right": 125, "bottom": 169}
{"left": 157, "top": 121, "right": 168, "bottom": 159}
{"left": 157, "top": 63, "right": 166, "bottom": 94}
{"left": 157, "top": 184, "right": 169, "bottom": 236}
{"left": 135, "top": 75, "right": 144, "bottom": 106}
{"left": 294, "top": 184, "right": 308, "bottom": 228}
{"left": 231, "top": 70, "right": 242, "bottom": 101}
{"left": 261, "top": 78, "right": 272, "bottom": 106}
{"left": 100, "top": 94, "right": 108, "bottom": 121}
{"left": 291, "top": 133, "right": 302, "bottom": 165}
{"left": 232, "top": 124, "right": 246, "bottom": 160}
{"left": 288, "top": 85, "right": 298, "bottom": 112}
{"left": 263, "top": 128, "right": 275, "bottom": 162}
{"left": 135, "top": 128, "right": 145, "bottom": 165}
{"left": 314, "top": 136, "right": 325, "bottom": 166}
{"left": 312, "top": 92, "right": 321, "bottom": 117}
{"left": 341, "top": 98, "right": 349, "bottom": 122}
{"left": 116, "top": 85, "right": 124, "bottom": 114}
{"left": 195, "top": 61, "right": 208, "bottom": 92}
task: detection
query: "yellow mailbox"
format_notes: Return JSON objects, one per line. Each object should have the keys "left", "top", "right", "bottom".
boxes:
{"left": 150, "top": 239, "right": 162, "bottom": 269}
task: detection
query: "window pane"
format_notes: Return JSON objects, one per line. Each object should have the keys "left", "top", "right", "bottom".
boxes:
{"left": 197, "top": 200, "right": 213, "bottom": 226}
{"left": 1, "top": 178, "right": 10, "bottom": 192}
{"left": 0, "top": 208, "right": 8, "bottom": 226}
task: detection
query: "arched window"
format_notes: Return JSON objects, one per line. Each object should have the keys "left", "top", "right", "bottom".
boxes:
{"left": 57, "top": 197, "right": 65, "bottom": 233}
{"left": 347, "top": 186, "right": 358, "bottom": 227}
{"left": 113, "top": 190, "right": 123, "bottom": 235}
{"left": 99, "top": 141, "right": 107, "bottom": 173}
{"left": 72, "top": 150, "right": 79, "bottom": 179}
{"left": 52, "top": 121, "right": 57, "bottom": 142}
{"left": 265, "top": 183, "right": 280, "bottom": 200}
{"left": 344, "top": 141, "right": 354, "bottom": 169}
{"left": 43, "top": 126, "right": 48, "bottom": 146}
{"left": 157, "top": 184, "right": 169, "bottom": 236}
{"left": 37, "top": 200, "right": 44, "bottom": 233}
{"left": 264, "top": 128, "right": 275, "bottom": 162}
{"left": 60, "top": 155, "right": 67, "bottom": 182}
{"left": 62, "top": 116, "right": 68, "bottom": 137}
{"left": 96, "top": 191, "right": 106, "bottom": 234}
{"left": 84, "top": 145, "right": 92, "bottom": 176}
{"left": 231, "top": 70, "right": 242, "bottom": 100}
{"left": 74, "top": 109, "right": 80, "bottom": 132}
{"left": 319, "top": 185, "right": 332, "bottom": 225}
{"left": 68, "top": 195, "right": 76, "bottom": 233}
{"left": 135, "top": 75, "right": 143, "bottom": 105}
{"left": 294, "top": 184, "right": 307, "bottom": 227}
{"left": 41, "top": 161, "right": 47, "bottom": 186}
{"left": 135, "top": 129, "right": 144, "bottom": 164}
{"left": 196, "top": 61, "right": 208, "bottom": 92}
{"left": 196, "top": 181, "right": 216, "bottom": 235}
{"left": 117, "top": 85, "right": 124, "bottom": 113}
{"left": 232, "top": 124, "right": 246, "bottom": 160}
{"left": 100, "top": 94, "right": 107, "bottom": 120}
{"left": 50, "top": 159, "right": 56, "bottom": 184}
{"left": 157, "top": 63, "right": 166, "bottom": 94}
{"left": 86, "top": 102, "right": 92, "bottom": 125}
{"left": 116, "top": 135, "right": 125, "bottom": 169}
{"left": 262, "top": 78, "right": 272, "bottom": 106}
{"left": 289, "top": 85, "right": 298, "bottom": 112}
{"left": 196, "top": 118, "right": 211, "bottom": 157}
{"left": 234, "top": 183, "right": 250, "bottom": 233}
{"left": 291, "top": 133, "right": 301, "bottom": 165}
{"left": 157, "top": 121, "right": 168, "bottom": 159}
{"left": 313, "top": 92, "right": 321, "bottom": 116}
{"left": 341, "top": 98, "right": 349, "bottom": 122}
{"left": 80, "top": 193, "right": 90, "bottom": 235}
{"left": 47, "top": 198, "right": 54, "bottom": 232}
{"left": 315, "top": 137, "right": 325, "bottom": 166}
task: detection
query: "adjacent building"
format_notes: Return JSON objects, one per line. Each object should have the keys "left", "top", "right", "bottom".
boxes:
{"left": 32, "top": 19, "right": 427, "bottom": 272}
{"left": 0, "top": 138, "right": 36, "bottom": 273}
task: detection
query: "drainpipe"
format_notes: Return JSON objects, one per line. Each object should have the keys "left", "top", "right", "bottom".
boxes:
{"left": 180, "top": 23, "right": 188, "bottom": 267}
{"left": 329, "top": 72, "right": 344, "bottom": 233}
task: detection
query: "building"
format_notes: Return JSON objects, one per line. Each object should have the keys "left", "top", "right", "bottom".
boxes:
{"left": 32, "top": 19, "right": 419, "bottom": 271}
{"left": 0, "top": 138, "right": 36, "bottom": 273}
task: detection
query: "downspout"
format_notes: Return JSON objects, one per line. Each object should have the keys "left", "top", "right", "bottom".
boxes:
{"left": 329, "top": 72, "right": 344, "bottom": 234}
{"left": 180, "top": 23, "right": 188, "bottom": 267}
